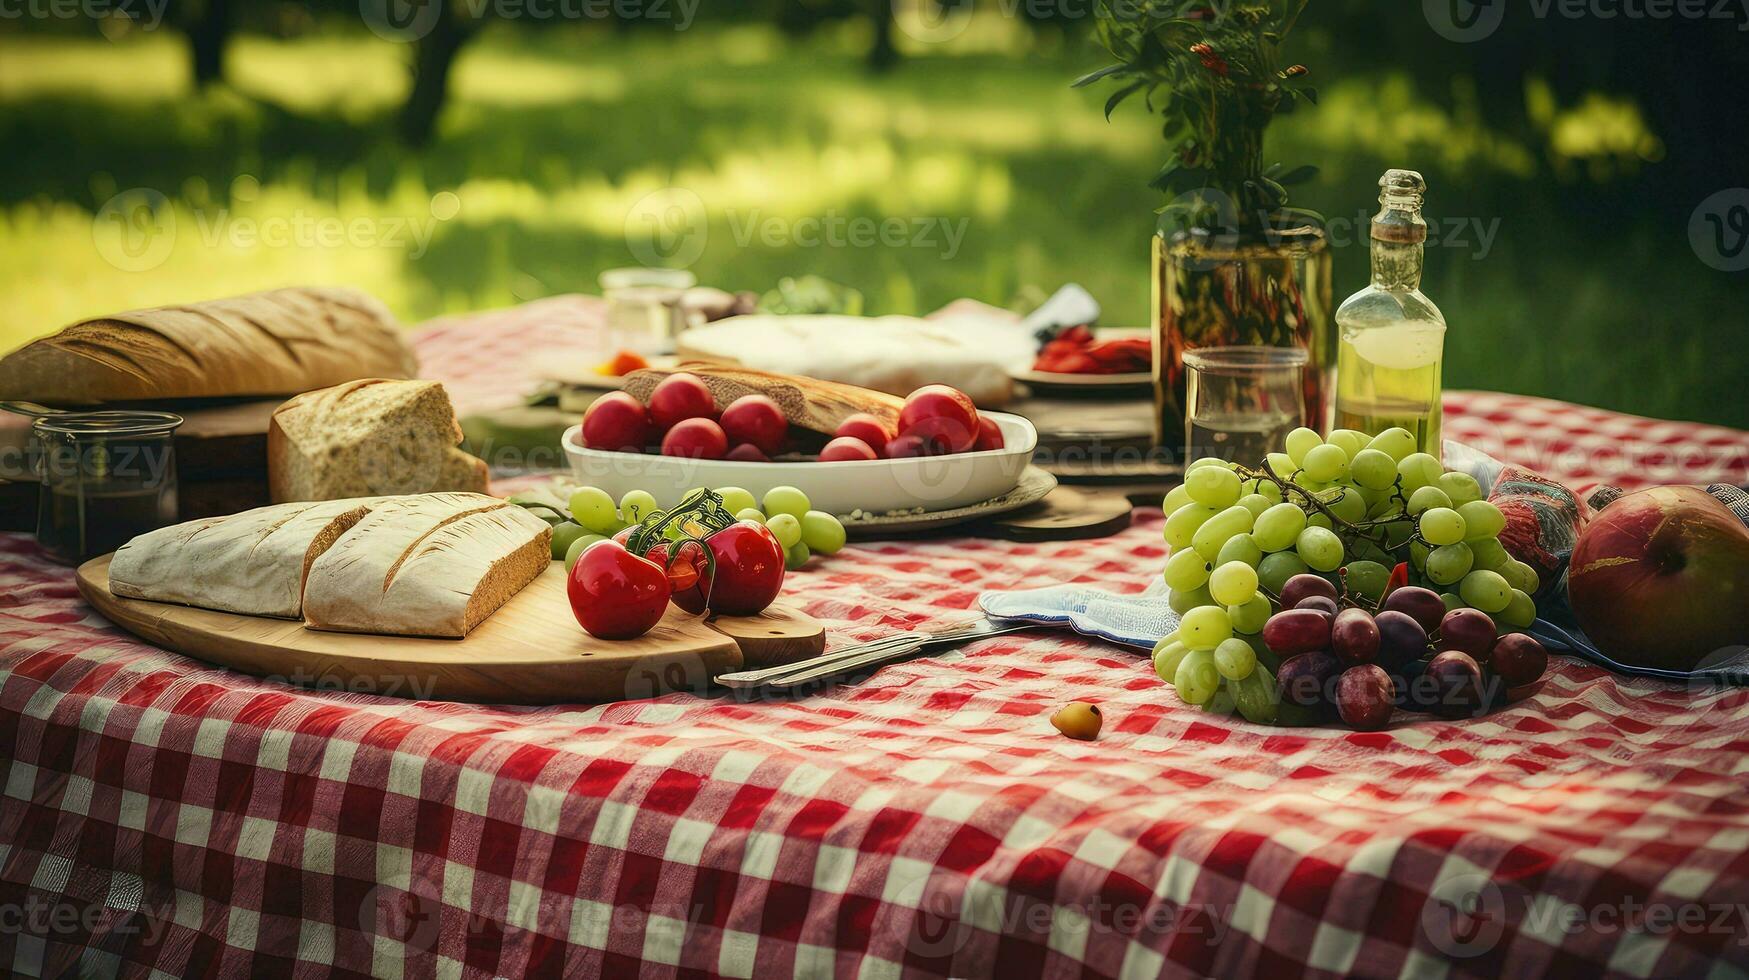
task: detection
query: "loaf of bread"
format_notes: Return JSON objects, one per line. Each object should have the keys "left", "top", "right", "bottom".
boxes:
{"left": 622, "top": 362, "right": 905, "bottom": 435}
{"left": 0, "top": 286, "right": 416, "bottom": 405}
{"left": 268, "top": 379, "right": 488, "bottom": 502}
{"left": 110, "top": 498, "right": 377, "bottom": 618}
{"left": 303, "top": 493, "right": 551, "bottom": 638}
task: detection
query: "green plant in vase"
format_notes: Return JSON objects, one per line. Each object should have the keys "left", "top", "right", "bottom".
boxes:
{"left": 1078, "top": 0, "right": 1333, "bottom": 459}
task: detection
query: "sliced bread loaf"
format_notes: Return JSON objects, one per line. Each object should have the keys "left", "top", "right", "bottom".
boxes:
{"left": 110, "top": 497, "right": 378, "bottom": 618}
{"left": 302, "top": 492, "right": 551, "bottom": 638}
{"left": 269, "top": 379, "right": 488, "bottom": 502}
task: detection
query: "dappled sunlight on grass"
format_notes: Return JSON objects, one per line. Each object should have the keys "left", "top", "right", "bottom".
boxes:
{"left": 1277, "top": 74, "right": 1538, "bottom": 177}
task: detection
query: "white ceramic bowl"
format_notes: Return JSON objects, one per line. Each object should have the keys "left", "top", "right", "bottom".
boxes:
{"left": 562, "top": 413, "right": 1037, "bottom": 516}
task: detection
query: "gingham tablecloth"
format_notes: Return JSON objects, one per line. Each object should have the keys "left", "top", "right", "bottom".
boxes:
{"left": 3, "top": 298, "right": 1748, "bottom": 979}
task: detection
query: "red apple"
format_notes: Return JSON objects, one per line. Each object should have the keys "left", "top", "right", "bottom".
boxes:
{"left": 660, "top": 418, "right": 728, "bottom": 459}
{"left": 818, "top": 436, "right": 878, "bottom": 463}
{"left": 835, "top": 413, "right": 894, "bottom": 457}
{"left": 724, "top": 443, "right": 770, "bottom": 463}
{"left": 898, "top": 384, "right": 979, "bottom": 455}
{"left": 581, "top": 391, "right": 651, "bottom": 452}
{"left": 1569, "top": 485, "right": 1749, "bottom": 670}
{"left": 719, "top": 395, "right": 787, "bottom": 455}
{"left": 648, "top": 372, "right": 717, "bottom": 430}
{"left": 973, "top": 415, "right": 1004, "bottom": 452}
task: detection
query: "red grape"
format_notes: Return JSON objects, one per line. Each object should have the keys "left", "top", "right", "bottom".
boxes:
{"left": 1424, "top": 650, "right": 1487, "bottom": 718}
{"left": 1436, "top": 608, "right": 1497, "bottom": 659}
{"left": 818, "top": 436, "right": 879, "bottom": 462}
{"left": 1280, "top": 574, "right": 1339, "bottom": 610}
{"left": 835, "top": 413, "right": 894, "bottom": 457}
{"left": 1278, "top": 650, "right": 1340, "bottom": 708}
{"left": 660, "top": 418, "right": 728, "bottom": 459}
{"left": 1489, "top": 633, "right": 1548, "bottom": 687}
{"left": 719, "top": 395, "right": 787, "bottom": 455}
{"left": 648, "top": 372, "right": 717, "bottom": 430}
{"left": 1374, "top": 611, "right": 1429, "bottom": 670}
{"left": 1332, "top": 608, "right": 1381, "bottom": 666}
{"left": 1295, "top": 595, "right": 1341, "bottom": 617}
{"left": 885, "top": 432, "right": 936, "bottom": 458}
{"left": 1337, "top": 665, "right": 1395, "bottom": 730}
{"left": 580, "top": 391, "right": 651, "bottom": 452}
{"left": 1382, "top": 586, "right": 1445, "bottom": 633}
{"left": 1262, "top": 609, "right": 1333, "bottom": 657}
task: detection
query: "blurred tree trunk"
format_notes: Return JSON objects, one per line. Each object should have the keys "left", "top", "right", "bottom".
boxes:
{"left": 867, "top": 1, "right": 898, "bottom": 71}
{"left": 399, "top": 14, "right": 477, "bottom": 146}
{"left": 185, "top": 0, "right": 233, "bottom": 86}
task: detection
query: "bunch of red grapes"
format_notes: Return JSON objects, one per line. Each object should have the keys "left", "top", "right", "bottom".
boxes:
{"left": 1265, "top": 575, "right": 1549, "bottom": 731}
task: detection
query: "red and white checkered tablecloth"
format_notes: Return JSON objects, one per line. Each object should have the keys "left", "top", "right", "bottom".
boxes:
{"left": 3, "top": 298, "right": 1748, "bottom": 979}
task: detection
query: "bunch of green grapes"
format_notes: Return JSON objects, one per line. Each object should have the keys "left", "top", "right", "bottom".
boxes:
{"left": 1155, "top": 425, "right": 1539, "bottom": 718}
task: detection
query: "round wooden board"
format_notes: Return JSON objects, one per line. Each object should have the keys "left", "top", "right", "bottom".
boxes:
{"left": 840, "top": 467, "right": 1057, "bottom": 539}
{"left": 978, "top": 486, "right": 1134, "bottom": 541}
{"left": 75, "top": 555, "right": 823, "bottom": 705}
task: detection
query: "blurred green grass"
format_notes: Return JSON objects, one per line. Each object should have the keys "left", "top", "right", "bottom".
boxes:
{"left": 1, "top": 20, "right": 1743, "bottom": 428}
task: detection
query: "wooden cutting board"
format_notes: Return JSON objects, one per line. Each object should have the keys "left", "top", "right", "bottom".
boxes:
{"left": 76, "top": 555, "right": 824, "bottom": 705}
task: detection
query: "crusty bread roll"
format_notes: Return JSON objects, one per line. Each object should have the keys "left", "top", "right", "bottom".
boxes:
{"left": 269, "top": 379, "right": 487, "bottom": 502}
{"left": 622, "top": 362, "right": 904, "bottom": 436}
{"left": 0, "top": 286, "right": 415, "bottom": 405}
{"left": 302, "top": 493, "right": 551, "bottom": 638}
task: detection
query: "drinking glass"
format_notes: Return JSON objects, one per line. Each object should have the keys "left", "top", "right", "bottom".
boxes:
{"left": 34, "top": 410, "right": 182, "bottom": 565}
{"left": 600, "top": 267, "right": 696, "bottom": 353}
{"left": 1182, "top": 346, "right": 1308, "bottom": 465}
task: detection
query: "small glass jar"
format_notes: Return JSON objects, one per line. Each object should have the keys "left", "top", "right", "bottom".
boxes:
{"left": 1182, "top": 346, "right": 1308, "bottom": 465}
{"left": 599, "top": 267, "right": 697, "bottom": 353}
{"left": 34, "top": 411, "right": 182, "bottom": 565}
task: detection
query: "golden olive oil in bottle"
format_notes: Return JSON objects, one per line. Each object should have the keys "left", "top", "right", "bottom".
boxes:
{"left": 1334, "top": 170, "right": 1446, "bottom": 458}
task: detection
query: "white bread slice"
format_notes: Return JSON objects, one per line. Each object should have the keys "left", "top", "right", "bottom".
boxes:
{"left": 302, "top": 493, "right": 551, "bottom": 638}
{"left": 269, "top": 379, "right": 487, "bottom": 502}
{"left": 110, "top": 498, "right": 377, "bottom": 618}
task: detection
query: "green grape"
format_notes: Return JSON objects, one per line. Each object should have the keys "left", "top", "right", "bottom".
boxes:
{"left": 1213, "top": 637, "right": 1257, "bottom": 680}
{"left": 1367, "top": 495, "right": 1404, "bottom": 520}
{"left": 1457, "top": 501, "right": 1505, "bottom": 540}
{"left": 1191, "top": 505, "right": 1255, "bottom": 561}
{"left": 1228, "top": 592, "right": 1272, "bottom": 634}
{"left": 1468, "top": 536, "right": 1511, "bottom": 571}
{"left": 1349, "top": 449, "right": 1399, "bottom": 491}
{"left": 1285, "top": 427, "right": 1323, "bottom": 466}
{"left": 1237, "top": 493, "right": 1273, "bottom": 519}
{"left": 1500, "top": 589, "right": 1537, "bottom": 628}
{"left": 1252, "top": 479, "right": 1284, "bottom": 503}
{"left": 1307, "top": 512, "right": 1333, "bottom": 530}
{"left": 1292, "top": 474, "right": 1330, "bottom": 494}
{"left": 1342, "top": 560, "right": 1391, "bottom": 601}
{"left": 1327, "top": 429, "right": 1369, "bottom": 459}
{"left": 1217, "top": 534, "right": 1263, "bottom": 569}
{"left": 550, "top": 521, "right": 589, "bottom": 560}
{"left": 1302, "top": 444, "right": 1349, "bottom": 483}
{"left": 1296, "top": 526, "right": 1345, "bottom": 572}
{"left": 1321, "top": 487, "right": 1368, "bottom": 525}
{"left": 1169, "top": 585, "right": 1214, "bottom": 616}
{"left": 1437, "top": 472, "right": 1483, "bottom": 506}
{"left": 619, "top": 490, "right": 660, "bottom": 526}
{"left": 1163, "top": 504, "right": 1218, "bottom": 550}
{"left": 1410, "top": 539, "right": 1429, "bottom": 572}
{"left": 1459, "top": 569, "right": 1512, "bottom": 613}
{"left": 800, "top": 511, "right": 847, "bottom": 554}
{"left": 1418, "top": 507, "right": 1468, "bottom": 547}
{"left": 785, "top": 540, "right": 811, "bottom": 570}
{"left": 1174, "top": 650, "right": 1221, "bottom": 706}
{"left": 766, "top": 513, "right": 803, "bottom": 548}
{"left": 735, "top": 507, "right": 767, "bottom": 525}
{"left": 1164, "top": 548, "right": 1213, "bottom": 592}
{"left": 1264, "top": 452, "right": 1296, "bottom": 480}
{"left": 1209, "top": 561, "right": 1260, "bottom": 606}
{"left": 1230, "top": 667, "right": 1279, "bottom": 725}
{"left": 1258, "top": 552, "right": 1311, "bottom": 593}
{"left": 563, "top": 532, "right": 608, "bottom": 571}
{"left": 1186, "top": 466, "right": 1243, "bottom": 508}
{"left": 763, "top": 486, "right": 812, "bottom": 520}
{"left": 1407, "top": 486, "right": 1453, "bottom": 516}
{"left": 1252, "top": 503, "right": 1308, "bottom": 552}
{"left": 1501, "top": 559, "right": 1540, "bottom": 595}
{"left": 1365, "top": 427, "right": 1418, "bottom": 462}
{"left": 1186, "top": 457, "right": 1231, "bottom": 473}
{"left": 1163, "top": 485, "right": 1192, "bottom": 513}
{"left": 1201, "top": 680, "right": 1237, "bottom": 716}
{"left": 568, "top": 487, "right": 620, "bottom": 534}
{"left": 1440, "top": 592, "right": 1464, "bottom": 612}
{"left": 1397, "top": 453, "right": 1443, "bottom": 491}
{"left": 1426, "top": 543, "right": 1475, "bottom": 585}
{"left": 1153, "top": 640, "right": 1190, "bottom": 683}
{"left": 1180, "top": 605, "right": 1234, "bottom": 650}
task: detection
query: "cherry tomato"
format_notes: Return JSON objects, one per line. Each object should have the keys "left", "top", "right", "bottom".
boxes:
{"left": 661, "top": 520, "right": 786, "bottom": 616}
{"left": 898, "top": 384, "right": 979, "bottom": 454}
{"left": 567, "top": 540, "right": 671, "bottom": 640}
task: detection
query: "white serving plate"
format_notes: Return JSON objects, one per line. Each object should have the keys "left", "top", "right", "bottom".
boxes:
{"left": 562, "top": 413, "right": 1038, "bottom": 516}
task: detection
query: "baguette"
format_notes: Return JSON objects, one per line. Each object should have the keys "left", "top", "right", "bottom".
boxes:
{"left": 0, "top": 286, "right": 415, "bottom": 405}
{"left": 622, "top": 362, "right": 904, "bottom": 436}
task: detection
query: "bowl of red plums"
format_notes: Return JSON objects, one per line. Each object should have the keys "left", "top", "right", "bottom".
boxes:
{"left": 562, "top": 371, "right": 1036, "bottom": 515}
